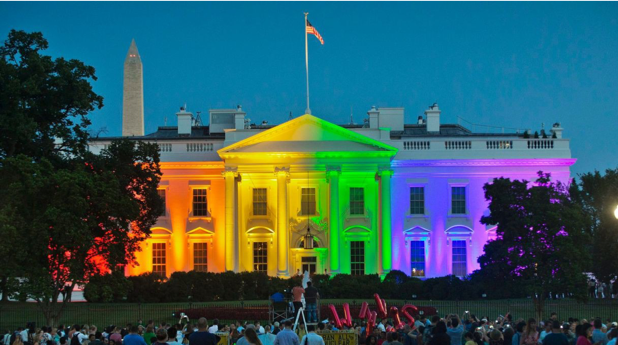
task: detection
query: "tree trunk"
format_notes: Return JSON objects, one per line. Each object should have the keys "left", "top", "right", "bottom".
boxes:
{"left": 533, "top": 295, "right": 545, "bottom": 321}
{"left": 39, "top": 286, "right": 70, "bottom": 328}
{"left": 0, "top": 276, "right": 8, "bottom": 302}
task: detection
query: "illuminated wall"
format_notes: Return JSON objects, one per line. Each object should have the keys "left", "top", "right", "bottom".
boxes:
{"left": 121, "top": 114, "right": 575, "bottom": 279}
{"left": 127, "top": 163, "right": 227, "bottom": 276}
{"left": 389, "top": 159, "right": 574, "bottom": 277}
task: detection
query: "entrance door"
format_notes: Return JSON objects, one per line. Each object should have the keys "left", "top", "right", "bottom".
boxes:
{"left": 301, "top": 257, "right": 317, "bottom": 275}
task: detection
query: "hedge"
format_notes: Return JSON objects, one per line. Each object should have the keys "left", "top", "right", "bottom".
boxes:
{"left": 83, "top": 270, "right": 526, "bottom": 303}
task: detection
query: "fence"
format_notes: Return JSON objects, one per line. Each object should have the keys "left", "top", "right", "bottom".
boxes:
{"left": 2, "top": 298, "right": 617, "bottom": 329}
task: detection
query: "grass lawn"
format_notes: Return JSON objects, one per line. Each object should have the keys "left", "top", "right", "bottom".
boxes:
{"left": 1, "top": 298, "right": 617, "bottom": 329}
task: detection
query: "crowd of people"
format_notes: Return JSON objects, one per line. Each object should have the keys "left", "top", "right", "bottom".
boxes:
{"left": 3, "top": 312, "right": 618, "bottom": 345}
{"left": 588, "top": 280, "right": 618, "bottom": 299}
{"left": 1, "top": 318, "right": 331, "bottom": 345}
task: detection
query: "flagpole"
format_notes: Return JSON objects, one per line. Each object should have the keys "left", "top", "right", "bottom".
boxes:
{"left": 304, "top": 12, "right": 311, "bottom": 115}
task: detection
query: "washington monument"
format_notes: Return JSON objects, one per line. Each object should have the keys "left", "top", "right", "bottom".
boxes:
{"left": 122, "top": 39, "right": 144, "bottom": 136}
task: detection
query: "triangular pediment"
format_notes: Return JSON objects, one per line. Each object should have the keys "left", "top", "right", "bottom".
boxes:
{"left": 218, "top": 114, "right": 397, "bottom": 157}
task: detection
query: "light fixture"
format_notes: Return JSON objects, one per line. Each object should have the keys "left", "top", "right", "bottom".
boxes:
{"left": 304, "top": 226, "right": 314, "bottom": 250}
{"left": 614, "top": 205, "right": 618, "bottom": 219}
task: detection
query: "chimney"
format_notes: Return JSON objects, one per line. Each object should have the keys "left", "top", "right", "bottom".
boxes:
{"left": 367, "top": 106, "right": 379, "bottom": 129}
{"left": 176, "top": 106, "right": 193, "bottom": 136}
{"left": 550, "top": 122, "right": 563, "bottom": 139}
{"left": 234, "top": 105, "right": 246, "bottom": 130}
{"left": 417, "top": 115, "right": 424, "bottom": 125}
{"left": 425, "top": 103, "right": 441, "bottom": 133}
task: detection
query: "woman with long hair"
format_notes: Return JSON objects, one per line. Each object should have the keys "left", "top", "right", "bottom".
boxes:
{"left": 366, "top": 335, "right": 378, "bottom": 345}
{"left": 520, "top": 319, "right": 539, "bottom": 345}
{"left": 576, "top": 324, "right": 593, "bottom": 345}
{"left": 428, "top": 321, "right": 451, "bottom": 345}
{"left": 243, "top": 329, "right": 262, "bottom": 345}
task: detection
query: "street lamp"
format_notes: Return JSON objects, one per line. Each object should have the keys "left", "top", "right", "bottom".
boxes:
{"left": 614, "top": 205, "right": 618, "bottom": 219}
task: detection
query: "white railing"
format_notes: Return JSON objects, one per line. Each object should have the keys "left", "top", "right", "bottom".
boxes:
{"left": 158, "top": 143, "right": 172, "bottom": 152}
{"left": 486, "top": 140, "right": 513, "bottom": 149}
{"left": 403, "top": 141, "right": 431, "bottom": 150}
{"left": 186, "top": 143, "right": 214, "bottom": 152}
{"left": 395, "top": 138, "right": 568, "bottom": 157}
{"left": 527, "top": 139, "right": 554, "bottom": 149}
{"left": 445, "top": 141, "right": 472, "bottom": 150}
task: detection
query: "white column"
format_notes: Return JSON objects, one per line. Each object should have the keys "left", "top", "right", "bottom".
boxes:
{"left": 276, "top": 167, "right": 290, "bottom": 277}
{"left": 224, "top": 169, "right": 238, "bottom": 272}
{"left": 327, "top": 167, "right": 341, "bottom": 274}
{"left": 380, "top": 169, "right": 393, "bottom": 276}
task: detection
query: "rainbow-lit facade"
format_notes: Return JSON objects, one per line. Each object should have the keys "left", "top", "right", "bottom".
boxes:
{"left": 91, "top": 105, "right": 574, "bottom": 279}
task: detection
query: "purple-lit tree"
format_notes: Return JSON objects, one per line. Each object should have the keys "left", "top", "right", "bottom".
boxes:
{"left": 478, "top": 172, "right": 590, "bottom": 320}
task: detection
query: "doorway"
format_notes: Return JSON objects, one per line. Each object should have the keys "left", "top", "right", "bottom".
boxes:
{"left": 301, "top": 256, "right": 317, "bottom": 275}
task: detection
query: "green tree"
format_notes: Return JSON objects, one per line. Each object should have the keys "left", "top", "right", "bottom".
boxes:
{"left": 478, "top": 172, "right": 590, "bottom": 320}
{"left": 571, "top": 168, "right": 618, "bottom": 284}
{"left": 0, "top": 30, "right": 163, "bottom": 326}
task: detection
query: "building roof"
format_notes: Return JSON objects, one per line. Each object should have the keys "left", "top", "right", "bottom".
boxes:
{"left": 91, "top": 122, "right": 524, "bottom": 142}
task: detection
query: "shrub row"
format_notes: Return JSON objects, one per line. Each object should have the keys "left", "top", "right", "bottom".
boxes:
{"left": 83, "top": 270, "right": 526, "bottom": 303}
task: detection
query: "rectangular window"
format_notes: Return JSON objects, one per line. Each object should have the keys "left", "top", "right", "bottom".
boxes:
{"left": 451, "top": 187, "right": 466, "bottom": 214}
{"left": 409, "top": 187, "right": 425, "bottom": 215}
{"left": 452, "top": 240, "right": 467, "bottom": 277}
{"left": 253, "top": 188, "right": 268, "bottom": 216}
{"left": 301, "top": 188, "right": 316, "bottom": 215}
{"left": 193, "top": 243, "right": 208, "bottom": 272}
{"left": 350, "top": 188, "right": 365, "bottom": 215}
{"left": 350, "top": 241, "right": 365, "bottom": 275}
{"left": 192, "top": 189, "right": 208, "bottom": 216}
{"left": 253, "top": 242, "right": 268, "bottom": 273}
{"left": 410, "top": 241, "right": 426, "bottom": 277}
{"left": 157, "top": 189, "right": 166, "bottom": 216}
{"left": 152, "top": 243, "right": 166, "bottom": 277}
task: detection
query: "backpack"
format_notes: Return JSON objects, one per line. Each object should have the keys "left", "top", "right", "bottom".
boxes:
{"left": 71, "top": 334, "right": 81, "bottom": 345}
{"left": 423, "top": 325, "right": 434, "bottom": 345}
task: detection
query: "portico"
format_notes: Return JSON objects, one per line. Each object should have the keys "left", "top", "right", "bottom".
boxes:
{"left": 216, "top": 114, "right": 398, "bottom": 277}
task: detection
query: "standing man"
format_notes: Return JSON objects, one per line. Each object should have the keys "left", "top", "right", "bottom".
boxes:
{"left": 592, "top": 319, "right": 609, "bottom": 345}
{"left": 542, "top": 321, "right": 569, "bottom": 345}
{"left": 446, "top": 315, "right": 464, "bottom": 345}
{"left": 273, "top": 321, "right": 299, "bottom": 345}
{"left": 188, "top": 318, "right": 218, "bottom": 345}
{"left": 207, "top": 319, "right": 218, "bottom": 334}
{"left": 304, "top": 282, "right": 319, "bottom": 323}
{"left": 299, "top": 325, "right": 324, "bottom": 345}
{"left": 122, "top": 326, "right": 147, "bottom": 345}
{"left": 292, "top": 284, "right": 305, "bottom": 322}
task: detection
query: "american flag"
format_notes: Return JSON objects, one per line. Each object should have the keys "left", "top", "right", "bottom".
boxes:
{"left": 306, "top": 20, "right": 324, "bottom": 45}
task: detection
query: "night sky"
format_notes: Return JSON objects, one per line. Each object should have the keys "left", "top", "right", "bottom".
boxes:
{"left": 1, "top": 2, "right": 617, "bottom": 176}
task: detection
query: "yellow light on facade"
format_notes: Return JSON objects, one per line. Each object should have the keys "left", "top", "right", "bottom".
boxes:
{"left": 614, "top": 205, "right": 618, "bottom": 219}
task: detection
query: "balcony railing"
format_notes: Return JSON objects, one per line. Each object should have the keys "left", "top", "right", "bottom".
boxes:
{"left": 186, "top": 143, "right": 215, "bottom": 152}
{"left": 401, "top": 138, "right": 564, "bottom": 151}
{"left": 403, "top": 141, "right": 431, "bottom": 150}
{"left": 445, "top": 141, "right": 472, "bottom": 150}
